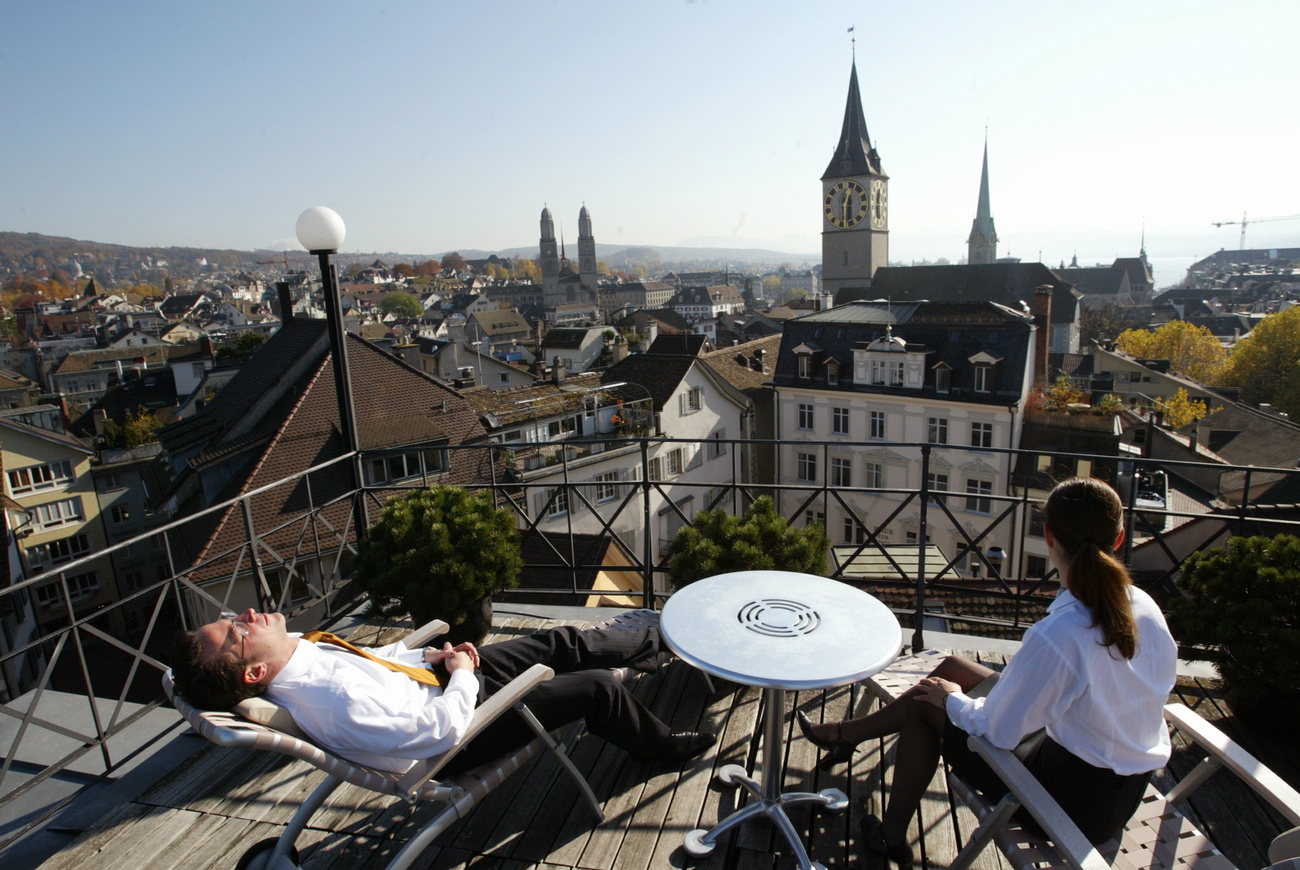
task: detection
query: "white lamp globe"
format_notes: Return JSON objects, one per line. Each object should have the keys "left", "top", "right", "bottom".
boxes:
{"left": 296, "top": 206, "right": 347, "bottom": 253}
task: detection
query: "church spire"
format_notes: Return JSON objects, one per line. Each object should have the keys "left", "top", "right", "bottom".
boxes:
{"left": 966, "top": 135, "right": 999, "bottom": 265}
{"left": 822, "top": 61, "right": 883, "bottom": 180}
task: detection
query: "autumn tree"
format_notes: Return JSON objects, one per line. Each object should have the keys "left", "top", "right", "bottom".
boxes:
{"left": 414, "top": 259, "right": 440, "bottom": 277}
{"left": 379, "top": 291, "right": 423, "bottom": 319}
{"left": 1115, "top": 320, "right": 1227, "bottom": 384}
{"left": 1221, "top": 306, "right": 1300, "bottom": 416}
{"left": 392, "top": 262, "right": 415, "bottom": 278}
{"left": 101, "top": 406, "right": 162, "bottom": 449}
{"left": 512, "top": 258, "right": 541, "bottom": 283}
{"left": 1156, "top": 387, "right": 1210, "bottom": 429}
{"left": 441, "top": 252, "right": 468, "bottom": 273}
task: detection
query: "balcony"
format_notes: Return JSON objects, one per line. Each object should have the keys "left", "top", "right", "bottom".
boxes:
{"left": 2, "top": 439, "right": 1298, "bottom": 866}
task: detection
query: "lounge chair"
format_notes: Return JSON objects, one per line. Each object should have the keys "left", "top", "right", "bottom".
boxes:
{"left": 865, "top": 651, "right": 1300, "bottom": 870}
{"left": 162, "top": 618, "right": 603, "bottom": 870}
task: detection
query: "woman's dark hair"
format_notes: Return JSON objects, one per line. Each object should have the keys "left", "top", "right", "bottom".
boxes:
{"left": 1043, "top": 477, "right": 1137, "bottom": 659}
{"left": 169, "top": 631, "right": 265, "bottom": 710}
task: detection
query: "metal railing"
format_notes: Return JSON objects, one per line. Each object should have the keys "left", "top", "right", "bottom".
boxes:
{"left": 2, "top": 436, "right": 1298, "bottom": 839}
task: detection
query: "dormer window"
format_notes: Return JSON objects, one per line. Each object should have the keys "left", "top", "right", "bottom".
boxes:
{"left": 934, "top": 364, "right": 952, "bottom": 394}
{"left": 827, "top": 360, "right": 840, "bottom": 386}
{"left": 854, "top": 327, "right": 929, "bottom": 390}
{"left": 968, "top": 350, "right": 1003, "bottom": 394}
{"left": 798, "top": 355, "right": 811, "bottom": 379}
{"left": 793, "top": 341, "right": 821, "bottom": 381}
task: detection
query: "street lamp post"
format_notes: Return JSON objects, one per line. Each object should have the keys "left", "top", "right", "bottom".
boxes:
{"left": 296, "top": 207, "right": 367, "bottom": 550}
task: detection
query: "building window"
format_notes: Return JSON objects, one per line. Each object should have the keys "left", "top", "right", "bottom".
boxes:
{"left": 831, "top": 406, "right": 850, "bottom": 436}
{"left": 27, "top": 533, "right": 92, "bottom": 572}
{"left": 935, "top": 367, "right": 951, "bottom": 394}
{"left": 890, "top": 361, "right": 905, "bottom": 387}
{"left": 365, "top": 448, "right": 448, "bottom": 484}
{"left": 796, "top": 452, "right": 818, "bottom": 483}
{"left": 594, "top": 472, "right": 620, "bottom": 502}
{"left": 975, "top": 366, "right": 993, "bottom": 393}
{"left": 842, "top": 515, "right": 868, "bottom": 545}
{"left": 666, "top": 447, "right": 685, "bottom": 476}
{"left": 927, "top": 417, "right": 948, "bottom": 444}
{"left": 798, "top": 355, "right": 811, "bottom": 379}
{"left": 869, "top": 410, "right": 886, "bottom": 439}
{"left": 797, "top": 403, "right": 814, "bottom": 430}
{"left": 831, "top": 456, "right": 853, "bottom": 488}
{"left": 804, "top": 509, "right": 825, "bottom": 529}
{"left": 865, "top": 461, "right": 884, "bottom": 488}
{"left": 33, "top": 497, "right": 84, "bottom": 531}
{"left": 1026, "top": 555, "right": 1049, "bottom": 579}
{"left": 970, "top": 422, "right": 993, "bottom": 449}
{"left": 870, "top": 359, "right": 886, "bottom": 385}
{"left": 965, "top": 479, "right": 993, "bottom": 514}
{"left": 110, "top": 504, "right": 131, "bottom": 524}
{"left": 34, "top": 571, "right": 99, "bottom": 608}
{"left": 709, "top": 430, "right": 727, "bottom": 458}
{"left": 8, "top": 460, "right": 75, "bottom": 495}
{"left": 104, "top": 474, "right": 125, "bottom": 489}
{"left": 827, "top": 361, "right": 839, "bottom": 386}
{"left": 546, "top": 487, "right": 570, "bottom": 517}
{"left": 681, "top": 387, "right": 703, "bottom": 413}
{"left": 926, "top": 472, "right": 948, "bottom": 504}
{"left": 122, "top": 570, "right": 146, "bottom": 592}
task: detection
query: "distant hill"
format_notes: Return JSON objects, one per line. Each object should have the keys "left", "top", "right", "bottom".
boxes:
{"left": 0, "top": 231, "right": 818, "bottom": 286}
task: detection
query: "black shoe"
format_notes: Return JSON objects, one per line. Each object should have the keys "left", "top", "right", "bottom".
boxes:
{"left": 796, "top": 710, "right": 856, "bottom": 771}
{"left": 640, "top": 731, "right": 716, "bottom": 763}
{"left": 861, "top": 815, "right": 913, "bottom": 868}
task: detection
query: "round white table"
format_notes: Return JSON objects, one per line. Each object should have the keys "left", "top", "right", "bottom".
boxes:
{"left": 660, "top": 570, "right": 902, "bottom": 870}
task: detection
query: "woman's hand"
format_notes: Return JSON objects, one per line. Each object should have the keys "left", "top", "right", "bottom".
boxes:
{"left": 916, "top": 676, "right": 962, "bottom": 710}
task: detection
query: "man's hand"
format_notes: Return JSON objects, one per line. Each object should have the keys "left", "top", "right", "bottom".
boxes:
{"left": 422, "top": 642, "right": 481, "bottom": 670}
{"left": 916, "top": 676, "right": 961, "bottom": 710}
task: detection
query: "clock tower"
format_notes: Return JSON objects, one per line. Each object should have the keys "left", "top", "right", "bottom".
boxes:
{"left": 821, "top": 61, "right": 888, "bottom": 299}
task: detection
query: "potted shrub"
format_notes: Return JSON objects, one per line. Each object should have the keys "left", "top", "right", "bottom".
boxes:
{"left": 353, "top": 485, "right": 522, "bottom": 644}
{"left": 667, "top": 496, "right": 830, "bottom": 587}
{"left": 1168, "top": 534, "right": 1300, "bottom": 729}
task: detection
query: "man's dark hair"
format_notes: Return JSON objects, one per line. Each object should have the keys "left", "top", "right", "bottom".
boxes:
{"left": 170, "top": 631, "right": 265, "bottom": 710}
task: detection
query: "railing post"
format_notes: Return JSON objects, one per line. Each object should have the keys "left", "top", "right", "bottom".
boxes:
{"left": 914, "top": 444, "right": 931, "bottom": 652}
{"left": 641, "top": 437, "right": 654, "bottom": 609}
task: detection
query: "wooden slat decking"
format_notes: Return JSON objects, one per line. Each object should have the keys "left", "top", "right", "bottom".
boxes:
{"left": 37, "top": 615, "right": 1300, "bottom": 870}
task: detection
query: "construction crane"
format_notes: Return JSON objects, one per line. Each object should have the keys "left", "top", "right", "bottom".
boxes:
{"left": 1211, "top": 212, "right": 1300, "bottom": 250}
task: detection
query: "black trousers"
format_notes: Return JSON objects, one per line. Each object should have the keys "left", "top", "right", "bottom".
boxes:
{"left": 943, "top": 719, "right": 1152, "bottom": 845}
{"left": 441, "top": 626, "right": 671, "bottom": 772}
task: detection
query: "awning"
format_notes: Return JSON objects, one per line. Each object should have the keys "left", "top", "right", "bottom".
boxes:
{"left": 832, "top": 544, "right": 962, "bottom": 583}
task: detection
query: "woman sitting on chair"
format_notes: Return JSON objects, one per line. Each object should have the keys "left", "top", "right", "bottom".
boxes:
{"left": 798, "top": 477, "right": 1177, "bottom": 865}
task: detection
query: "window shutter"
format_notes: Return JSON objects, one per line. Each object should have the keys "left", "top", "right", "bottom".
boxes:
{"left": 649, "top": 457, "right": 663, "bottom": 480}
{"left": 679, "top": 393, "right": 688, "bottom": 415}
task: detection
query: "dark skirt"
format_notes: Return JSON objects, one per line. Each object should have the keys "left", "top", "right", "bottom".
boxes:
{"left": 943, "top": 718, "right": 1151, "bottom": 845}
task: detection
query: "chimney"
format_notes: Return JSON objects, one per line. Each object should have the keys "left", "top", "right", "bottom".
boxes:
{"left": 551, "top": 356, "right": 566, "bottom": 385}
{"left": 1033, "top": 284, "right": 1053, "bottom": 386}
{"left": 200, "top": 334, "right": 214, "bottom": 359}
{"left": 611, "top": 335, "right": 629, "bottom": 364}
{"left": 276, "top": 281, "right": 294, "bottom": 321}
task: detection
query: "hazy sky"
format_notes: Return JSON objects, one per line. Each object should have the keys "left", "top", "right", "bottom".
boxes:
{"left": 4, "top": 1, "right": 1297, "bottom": 286}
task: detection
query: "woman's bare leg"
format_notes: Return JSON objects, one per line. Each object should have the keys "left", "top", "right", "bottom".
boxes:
{"left": 805, "top": 655, "right": 995, "bottom": 745}
{"left": 863, "top": 657, "right": 996, "bottom": 847}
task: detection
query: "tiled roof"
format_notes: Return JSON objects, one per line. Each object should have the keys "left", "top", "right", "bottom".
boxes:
{"left": 1059, "top": 264, "right": 1127, "bottom": 297}
{"left": 866, "top": 263, "right": 1080, "bottom": 324}
{"left": 646, "top": 333, "right": 709, "bottom": 356}
{"left": 700, "top": 335, "right": 781, "bottom": 397}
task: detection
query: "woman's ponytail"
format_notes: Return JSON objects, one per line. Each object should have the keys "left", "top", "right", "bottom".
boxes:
{"left": 1043, "top": 478, "right": 1138, "bottom": 659}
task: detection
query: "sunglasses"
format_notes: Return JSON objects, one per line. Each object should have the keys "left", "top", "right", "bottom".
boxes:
{"left": 219, "top": 610, "right": 250, "bottom": 660}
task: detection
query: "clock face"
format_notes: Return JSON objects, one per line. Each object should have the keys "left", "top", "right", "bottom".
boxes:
{"left": 824, "top": 180, "right": 869, "bottom": 229}
{"left": 871, "top": 180, "right": 888, "bottom": 229}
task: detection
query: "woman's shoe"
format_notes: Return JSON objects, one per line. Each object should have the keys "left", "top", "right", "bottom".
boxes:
{"left": 861, "top": 814, "right": 914, "bottom": 868}
{"left": 796, "top": 710, "right": 856, "bottom": 770}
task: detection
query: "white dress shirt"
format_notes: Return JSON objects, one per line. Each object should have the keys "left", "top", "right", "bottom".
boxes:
{"left": 267, "top": 635, "right": 479, "bottom": 773}
{"left": 945, "top": 586, "right": 1176, "bottom": 775}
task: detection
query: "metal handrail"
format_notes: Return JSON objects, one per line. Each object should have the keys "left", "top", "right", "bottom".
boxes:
{"left": 2, "top": 437, "right": 1298, "bottom": 832}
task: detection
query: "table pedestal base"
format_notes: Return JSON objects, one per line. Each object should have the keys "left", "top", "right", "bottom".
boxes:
{"left": 683, "top": 763, "right": 848, "bottom": 870}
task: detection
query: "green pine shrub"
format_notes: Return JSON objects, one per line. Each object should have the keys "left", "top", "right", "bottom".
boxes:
{"left": 1168, "top": 534, "right": 1300, "bottom": 710}
{"left": 667, "top": 496, "right": 829, "bottom": 587}
{"left": 353, "top": 485, "right": 522, "bottom": 629}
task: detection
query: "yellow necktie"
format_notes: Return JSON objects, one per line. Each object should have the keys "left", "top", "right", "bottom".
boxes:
{"left": 302, "top": 631, "right": 443, "bottom": 687}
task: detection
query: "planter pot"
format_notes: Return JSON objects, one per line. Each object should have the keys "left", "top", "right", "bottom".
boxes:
{"left": 444, "top": 595, "right": 493, "bottom": 646}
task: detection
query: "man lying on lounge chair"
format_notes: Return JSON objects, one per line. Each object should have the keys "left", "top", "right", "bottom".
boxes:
{"left": 170, "top": 609, "right": 715, "bottom": 773}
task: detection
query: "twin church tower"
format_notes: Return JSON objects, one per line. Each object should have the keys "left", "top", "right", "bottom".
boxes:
{"left": 821, "top": 61, "right": 998, "bottom": 296}
{"left": 536, "top": 61, "right": 996, "bottom": 306}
